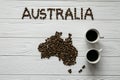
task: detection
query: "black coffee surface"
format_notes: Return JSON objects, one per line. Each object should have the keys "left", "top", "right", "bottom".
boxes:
{"left": 87, "top": 50, "right": 98, "bottom": 61}
{"left": 86, "top": 30, "right": 98, "bottom": 41}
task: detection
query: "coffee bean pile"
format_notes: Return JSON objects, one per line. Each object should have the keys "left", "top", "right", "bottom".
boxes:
{"left": 38, "top": 32, "right": 78, "bottom": 66}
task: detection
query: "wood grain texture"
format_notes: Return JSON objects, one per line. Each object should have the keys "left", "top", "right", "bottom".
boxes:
{"left": 0, "top": 56, "right": 120, "bottom": 75}
{"left": 8, "top": 0, "right": 120, "bottom": 2}
{"left": 0, "top": 0, "right": 120, "bottom": 80}
{"left": 0, "top": 76, "right": 120, "bottom": 80}
{"left": 0, "top": 38, "right": 120, "bottom": 57}
{"left": 0, "top": 21, "right": 120, "bottom": 38}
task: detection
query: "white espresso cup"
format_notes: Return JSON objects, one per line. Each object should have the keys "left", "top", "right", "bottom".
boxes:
{"left": 86, "top": 49, "right": 102, "bottom": 64}
{"left": 85, "top": 28, "right": 104, "bottom": 43}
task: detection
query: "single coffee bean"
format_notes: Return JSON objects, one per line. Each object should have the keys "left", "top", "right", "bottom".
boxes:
{"left": 68, "top": 69, "right": 72, "bottom": 74}
{"left": 82, "top": 65, "right": 86, "bottom": 69}
{"left": 78, "top": 69, "right": 82, "bottom": 73}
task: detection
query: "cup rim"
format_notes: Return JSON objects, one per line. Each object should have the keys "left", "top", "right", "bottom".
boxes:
{"left": 85, "top": 28, "right": 100, "bottom": 43}
{"left": 86, "top": 48, "right": 101, "bottom": 64}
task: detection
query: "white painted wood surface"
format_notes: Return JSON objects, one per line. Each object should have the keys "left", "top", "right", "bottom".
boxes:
{"left": 0, "top": 0, "right": 120, "bottom": 80}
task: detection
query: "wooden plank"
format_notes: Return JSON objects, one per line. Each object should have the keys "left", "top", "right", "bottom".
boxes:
{"left": 11, "top": 0, "right": 120, "bottom": 2}
{"left": 0, "top": 0, "right": 120, "bottom": 79}
{"left": 0, "top": 56, "right": 120, "bottom": 75}
{"left": 0, "top": 21, "right": 120, "bottom": 38}
{"left": 0, "top": 75, "right": 120, "bottom": 80}
{"left": 0, "top": 1, "right": 120, "bottom": 20}
{"left": 0, "top": 38, "right": 120, "bottom": 56}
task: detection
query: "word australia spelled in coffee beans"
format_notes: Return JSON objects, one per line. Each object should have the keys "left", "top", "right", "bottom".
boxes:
{"left": 22, "top": 7, "right": 94, "bottom": 20}
{"left": 38, "top": 32, "right": 78, "bottom": 66}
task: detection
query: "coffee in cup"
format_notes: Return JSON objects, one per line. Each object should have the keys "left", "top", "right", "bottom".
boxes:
{"left": 86, "top": 49, "right": 102, "bottom": 64}
{"left": 85, "top": 28, "right": 103, "bottom": 43}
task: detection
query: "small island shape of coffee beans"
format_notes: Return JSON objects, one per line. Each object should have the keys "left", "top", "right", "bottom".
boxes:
{"left": 38, "top": 31, "right": 78, "bottom": 66}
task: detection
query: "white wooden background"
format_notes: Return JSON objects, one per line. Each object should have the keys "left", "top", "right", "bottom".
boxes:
{"left": 0, "top": 0, "right": 120, "bottom": 80}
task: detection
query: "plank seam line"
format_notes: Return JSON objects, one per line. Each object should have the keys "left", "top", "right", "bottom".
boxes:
{"left": 0, "top": 74, "right": 120, "bottom": 76}
{"left": 1, "top": 18, "right": 120, "bottom": 21}
{"left": 0, "top": 55, "right": 119, "bottom": 57}
{"left": 0, "top": 37, "right": 120, "bottom": 39}
{"left": 9, "top": 0, "right": 120, "bottom": 2}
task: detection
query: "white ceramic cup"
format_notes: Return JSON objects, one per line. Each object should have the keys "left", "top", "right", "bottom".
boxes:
{"left": 85, "top": 28, "right": 104, "bottom": 43}
{"left": 86, "top": 49, "right": 102, "bottom": 64}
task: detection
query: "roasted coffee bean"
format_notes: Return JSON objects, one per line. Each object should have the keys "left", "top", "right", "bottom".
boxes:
{"left": 78, "top": 69, "right": 82, "bottom": 73}
{"left": 82, "top": 65, "right": 86, "bottom": 69}
{"left": 68, "top": 69, "right": 72, "bottom": 74}
{"left": 38, "top": 32, "right": 78, "bottom": 66}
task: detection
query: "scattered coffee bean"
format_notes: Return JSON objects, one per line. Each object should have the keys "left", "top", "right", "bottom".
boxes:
{"left": 78, "top": 65, "right": 86, "bottom": 73}
{"left": 38, "top": 31, "right": 78, "bottom": 66}
{"left": 68, "top": 69, "right": 72, "bottom": 74}
{"left": 78, "top": 69, "right": 82, "bottom": 73}
{"left": 82, "top": 65, "right": 86, "bottom": 69}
